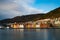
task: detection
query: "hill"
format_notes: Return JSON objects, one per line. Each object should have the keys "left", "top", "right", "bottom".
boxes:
{"left": 45, "top": 7, "right": 60, "bottom": 18}
{"left": 0, "top": 7, "right": 60, "bottom": 23}
{"left": 0, "top": 13, "right": 45, "bottom": 23}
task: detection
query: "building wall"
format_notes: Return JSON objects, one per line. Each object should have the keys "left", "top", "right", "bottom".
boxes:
{"left": 19, "top": 24, "right": 24, "bottom": 28}
{"left": 24, "top": 23, "right": 34, "bottom": 28}
{"left": 10, "top": 19, "right": 51, "bottom": 28}
{"left": 11, "top": 23, "right": 24, "bottom": 28}
{"left": 40, "top": 23, "right": 49, "bottom": 28}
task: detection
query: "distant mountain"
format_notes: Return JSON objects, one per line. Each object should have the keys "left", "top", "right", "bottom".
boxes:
{"left": 0, "top": 7, "right": 60, "bottom": 23}
{"left": 0, "top": 19, "right": 13, "bottom": 23}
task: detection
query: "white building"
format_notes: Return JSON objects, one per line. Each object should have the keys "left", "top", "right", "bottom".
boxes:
{"left": 19, "top": 24, "right": 24, "bottom": 28}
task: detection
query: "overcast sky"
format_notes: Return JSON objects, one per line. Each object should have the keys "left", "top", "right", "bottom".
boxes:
{"left": 0, "top": 0, "right": 60, "bottom": 20}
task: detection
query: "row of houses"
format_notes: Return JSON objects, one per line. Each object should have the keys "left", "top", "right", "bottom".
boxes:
{"left": 1, "top": 17, "right": 60, "bottom": 29}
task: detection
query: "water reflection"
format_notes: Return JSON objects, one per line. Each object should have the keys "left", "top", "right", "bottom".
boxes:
{"left": 36, "top": 29, "right": 40, "bottom": 32}
{"left": 0, "top": 29, "right": 60, "bottom": 40}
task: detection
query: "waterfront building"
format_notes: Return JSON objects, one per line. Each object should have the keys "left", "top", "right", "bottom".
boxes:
{"left": 24, "top": 21, "right": 34, "bottom": 28}
{"left": 7, "top": 18, "right": 56, "bottom": 28}
{"left": 0, "top": 25, "right": 5, "bottom": 28}
{"left": 35, "top": 19, "right": 51, "bottom": 28}
{"left": 8, "top": 22, "right": 24, "bottom": 28}
{"left": 53, "top": 18, "right": 60, "bottom": 28}
{"left": 35, "top": 21, "right": 41, "bottom": 28}
{"left": 19, "top": 24, "right": 24, "bottom": 28}
{"left": 24, "top": 19, "right": 51, "bottom": 28}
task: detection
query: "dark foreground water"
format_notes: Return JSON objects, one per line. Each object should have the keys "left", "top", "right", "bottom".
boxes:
{"left": 0, "top": 29, "right": 60, "bottom": 40}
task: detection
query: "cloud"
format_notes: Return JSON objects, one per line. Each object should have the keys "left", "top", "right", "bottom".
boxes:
{"left": 0, "top": 0, "right": 44, "bottom": 20}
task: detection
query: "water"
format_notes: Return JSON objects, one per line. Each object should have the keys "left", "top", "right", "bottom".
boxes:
{"left": 0, "top": 29, "right": 60, "bottom": 40}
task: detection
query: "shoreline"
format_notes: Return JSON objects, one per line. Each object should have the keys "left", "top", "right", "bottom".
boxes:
{"left": 0, "top": 28, "right": 60, "bottom": 29}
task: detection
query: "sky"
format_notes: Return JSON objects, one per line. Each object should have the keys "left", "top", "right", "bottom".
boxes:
{"left": 0, "top": 0, "right": 60, "bottom": 20}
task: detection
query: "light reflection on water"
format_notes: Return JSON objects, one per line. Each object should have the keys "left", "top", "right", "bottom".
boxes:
{"left": 0, "top": 29, "right": 60, "bottom": 40}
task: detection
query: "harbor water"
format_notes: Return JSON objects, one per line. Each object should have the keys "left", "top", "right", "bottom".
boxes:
{"left": 0, "top": 29, "right": 60, "bottom": 40}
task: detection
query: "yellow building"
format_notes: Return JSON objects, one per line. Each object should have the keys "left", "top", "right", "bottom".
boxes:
{"left": 24, "top": 22, "right": 34, "bottom": 28}
{"left": 7, "top": 19, "right": 51, "bottom": 29}
{"left": 10, "top": 22, "right": 24, "bottom": 28}
{"left": 35, "top": 19, "right": 51, "bottom": 28}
